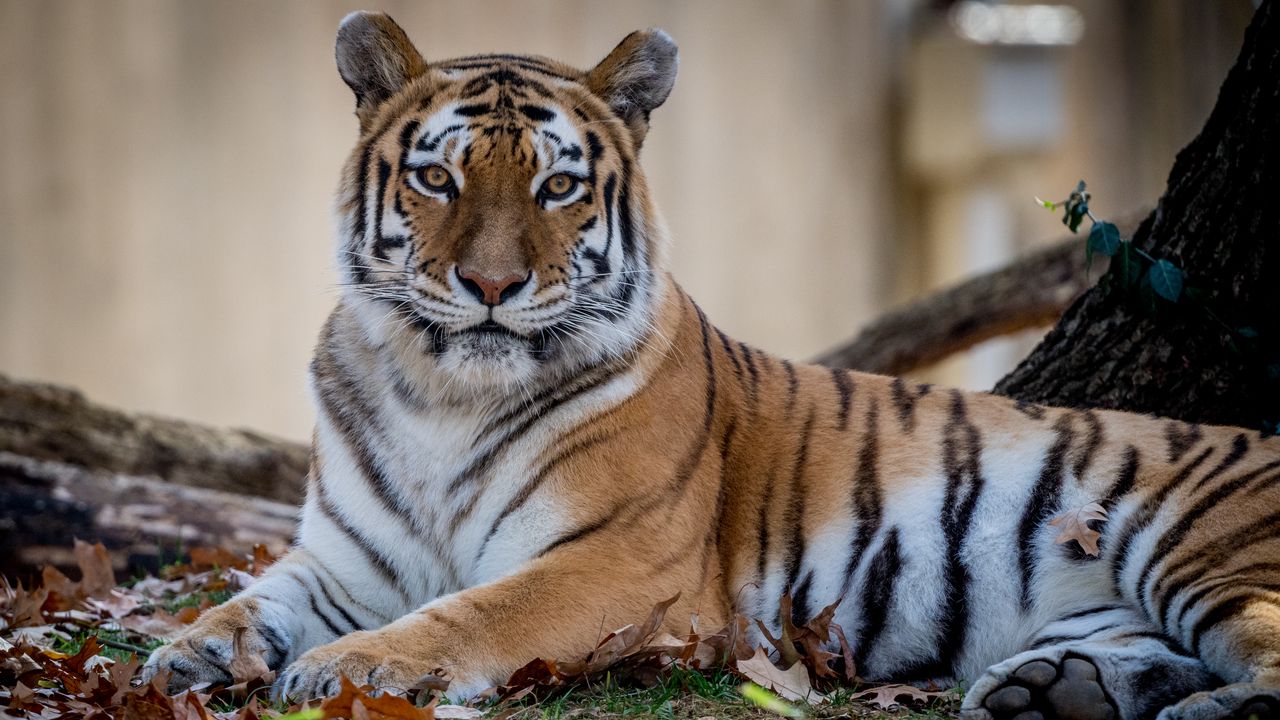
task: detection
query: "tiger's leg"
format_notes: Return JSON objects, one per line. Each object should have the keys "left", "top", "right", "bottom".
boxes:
{"left": 963, "top": 605, "right": 1213, "bottom": 720}
{"left": 274, "top": 533, "right": 702, "bottom": 702}
{"left": 1152, "top": 567, "right": 1280, "bottom": 720}
{"left": 141, "top": 546, "right": 400, "bottom": 692}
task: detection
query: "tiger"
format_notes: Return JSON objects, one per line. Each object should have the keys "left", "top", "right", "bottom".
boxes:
{"left": 142, "top": 11, "right": 1280, "bottom": 720}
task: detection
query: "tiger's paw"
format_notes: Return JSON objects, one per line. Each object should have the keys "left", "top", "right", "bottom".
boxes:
{"left": 276, "top": 632, "right": 415, "bottom": 700}
{"left": 963, "top": 655, "right": 1117, "bottom": 720}
{"left": 1155, "top": 685, "right": 1279, "bottom": 720}
{"left": 140, "top": 600, "right": 282, "bottom": 693}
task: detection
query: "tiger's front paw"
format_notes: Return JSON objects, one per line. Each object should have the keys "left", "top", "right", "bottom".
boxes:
{"left": 140, "top": 600, "right": 284, "bottom": 693}
{"left": 276, "top": 632, "right": 426, "bottom": 701}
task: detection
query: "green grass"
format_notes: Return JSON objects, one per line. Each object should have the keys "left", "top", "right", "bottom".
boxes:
{"left": 494, "top": 668, "right": 962, "bottom": 720}
{"left": 163, "top": 587, "right": 234, "bottom": 614}
{"left": 50, "top": 627, "right": 165, "bottom": 662}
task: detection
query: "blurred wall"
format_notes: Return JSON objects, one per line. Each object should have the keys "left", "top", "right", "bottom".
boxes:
{"left": 0, "top": 0, "right": 894, "bottom": 440}
{"left": 0, "top": 0, "right": 1254, "bottom": 441}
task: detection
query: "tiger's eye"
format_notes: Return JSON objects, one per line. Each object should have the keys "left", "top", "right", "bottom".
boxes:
{"left": 542, "top": 173, "right": 578, "bottom": 199}
{"left": 419, "top": 165, "right": 453, "bottom": 190}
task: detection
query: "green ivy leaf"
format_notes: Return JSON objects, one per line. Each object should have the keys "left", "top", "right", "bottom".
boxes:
{"left": 1088, "top": 221, "right": 1122, "bottom": 257}
{"left": 1148, "top": 259, "right": 1184, "bottom": 302}
{"left": 1035, "top": 196, "right": 1058, "bottom": 212}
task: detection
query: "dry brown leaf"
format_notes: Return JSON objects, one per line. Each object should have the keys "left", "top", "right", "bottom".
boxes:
{"left": 320, "top": 676, "right": 436, "bottom": 719}
{"left": 227, "top": 626, "right": 271, "bottom": 684}
{"left": 852, "top": 683, "right": 946, "bottom": 709}
{"left": 1049, "top": 502, "right": 1109, "bottom": 556}
{"left": 736, "top": 646, "right": 819, "bottom": 704}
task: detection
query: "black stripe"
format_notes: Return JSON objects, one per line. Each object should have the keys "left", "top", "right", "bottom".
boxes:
{"left": 782, "top": 360, "right": 799, "bottom": 414}
{"left": 257, "top": 622, "right": 289, "bottom": 668}
{"left": 841, "top": 398, "right": 882, "bottom": 591}
{"left": 305, "top": 569, "right": 365, "bottom": 633}
{"left": 371, "top": 160, "right": 393, "bottom": 260}
{"left": 1029, "top": 624, "right": 1123, "bottom": 650}
{"left": 448, "top": 356, "right": 630, "bottom": 494}
{"left": 284, "top": 569, "right": 349, "bottom": 637}
{"left": 830, "top": 369, "right": 854, "bottom": 431}
{"left": 601, "top": 173, "right": 618, "bottom": 258}
{"left": 1071, "top": 411, "right": 1104, "bottom": 481}
{"left": 314, "top": 350, "right": 418, "bottom": 536}
{"left": 1108, "top": 446, "right": 1214, "bottom": 596}
{"left": 483, "top": 431, "right": 618, "bottom": 547}
{"left": 518, "top": 104, "right": 554, "bottom": 122}
{"left": 617, "top": 160, "right": 638, "bottom": 261}
{"left": 307, "top": 592, "right": 345, "bottom": 638}
{"left": 437, "top": 59, "right": 576, "bottom": 82}
{"left": 1055, "top": 603, "right": 1129, "bottom": 622}
{"left": 1164, "top": 422, "right": 1203, "bottom": 463}
{"left": 756, "top": 462, "right": 776, "bottom": 580}
{"left": 397, "top": 119, "right": 421, "bottom": 151}
{"left": 933, "top": 390, "right": 985, "bottom": 672}
{"left": 890, "top": 378, "right": 931, "bottom": 431}
{"left": 715, "top": 327, "right": 744, "bottom": 380}
{"left": 1017, "top": 414, "right": 1077, "bottom": 609}
{"left": 1107, "top": 630, "right": 1193, "bottom": 657}
{"left": 782, "top": 411, "right": 815, "bottom": 619}
{"left": 313, "top": 475, "right": 410, "bottom": 603}
{"left": 1103, "top": 446, "right": 1142, "bottom": 501}
{"left": 854, "top": 528, "right": 901, "bottom": 668}
{"left": 739, "top": 342, "right": 760, "bottom": 405}
{"left": 309, "top": 553, "right": 388, "bottom": 624}
{"left": 791, "top": 572, "right": 814, "bottom": 628}
{"left": 1014, "top": 399, "right": 1046, "bottom": 420}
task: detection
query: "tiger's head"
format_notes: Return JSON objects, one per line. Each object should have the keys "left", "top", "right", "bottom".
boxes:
{"left": 332, "top": 12, "right": 677, "bottom": 397}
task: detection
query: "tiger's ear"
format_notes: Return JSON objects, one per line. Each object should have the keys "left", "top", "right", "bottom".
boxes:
{"left": 586, "top": 29, "right": 678, "bottom": 149}
{"left": 335, "top": 11, "right": 427, "bottom": 129}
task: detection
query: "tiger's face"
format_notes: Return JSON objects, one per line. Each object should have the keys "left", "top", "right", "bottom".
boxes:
{"left": 333, "top": 13, "right": 677, "bottom": 396}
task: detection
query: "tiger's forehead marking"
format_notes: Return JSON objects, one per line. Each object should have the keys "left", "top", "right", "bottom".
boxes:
{"left": 405, "top": 62, "right": 590, "bottom": 174}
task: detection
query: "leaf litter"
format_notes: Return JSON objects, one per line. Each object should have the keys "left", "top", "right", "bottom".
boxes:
{"left": 3, "top": 542, "right": 958, "bottom": 718}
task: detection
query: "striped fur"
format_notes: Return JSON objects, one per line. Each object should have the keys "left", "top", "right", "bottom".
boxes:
{"left": 144, "top": 14, "right": 1280, "bottom": 720}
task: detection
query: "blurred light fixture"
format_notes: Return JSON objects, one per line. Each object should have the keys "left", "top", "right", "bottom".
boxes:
{"left": 950, "top": 1, "right": 1085, "bottom": 46}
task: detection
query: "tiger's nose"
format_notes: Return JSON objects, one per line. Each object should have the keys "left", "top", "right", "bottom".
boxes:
{"left": 455, "top": 268, "right": 530, "bottom": 306}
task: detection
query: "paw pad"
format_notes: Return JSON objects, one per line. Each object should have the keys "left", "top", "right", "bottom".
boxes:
{"left": 982, "top": 655, "right": 1117, "bottom": 720}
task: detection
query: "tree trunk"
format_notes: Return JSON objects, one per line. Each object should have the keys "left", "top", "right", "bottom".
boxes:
{"left": 995, "top": 0, "right": 1280, "bottom": 430}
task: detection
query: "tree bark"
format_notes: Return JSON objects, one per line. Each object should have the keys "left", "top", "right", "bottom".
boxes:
{"left": 995, "top": 0, "right": 1280, "bottom": 430}
{"left": 814, "top": 212, "right": 1145, "bottom": 375}
{"left": 0, "top": 373, "right": 307, "bottom": 503}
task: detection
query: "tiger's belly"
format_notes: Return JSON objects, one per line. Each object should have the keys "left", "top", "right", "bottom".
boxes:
{"left": 724, "top": 423, "right": 1127, "bottom": 685}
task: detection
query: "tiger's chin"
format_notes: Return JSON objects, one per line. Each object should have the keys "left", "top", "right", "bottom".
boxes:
{"left": 434, "top": 332, "right": 542, "bottom": 394}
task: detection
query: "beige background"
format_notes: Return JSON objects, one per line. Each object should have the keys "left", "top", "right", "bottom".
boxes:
{"left": 0, "top": 1, "right": 1251, "bottom": 441}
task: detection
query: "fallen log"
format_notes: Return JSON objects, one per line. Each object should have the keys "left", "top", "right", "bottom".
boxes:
{"left": 0, "top": 451, "right": 296, "bottom": 579}
{"left": 0, "top": 374, "right": 307, "bottom": 503}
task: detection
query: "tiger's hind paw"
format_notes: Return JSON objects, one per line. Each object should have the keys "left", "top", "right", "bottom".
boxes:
{"left": 964, "top": 656, "right": 1117, "bottom": 720}
{"left": 1156, "top": 685, "right": 1279, "bottom": 720}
